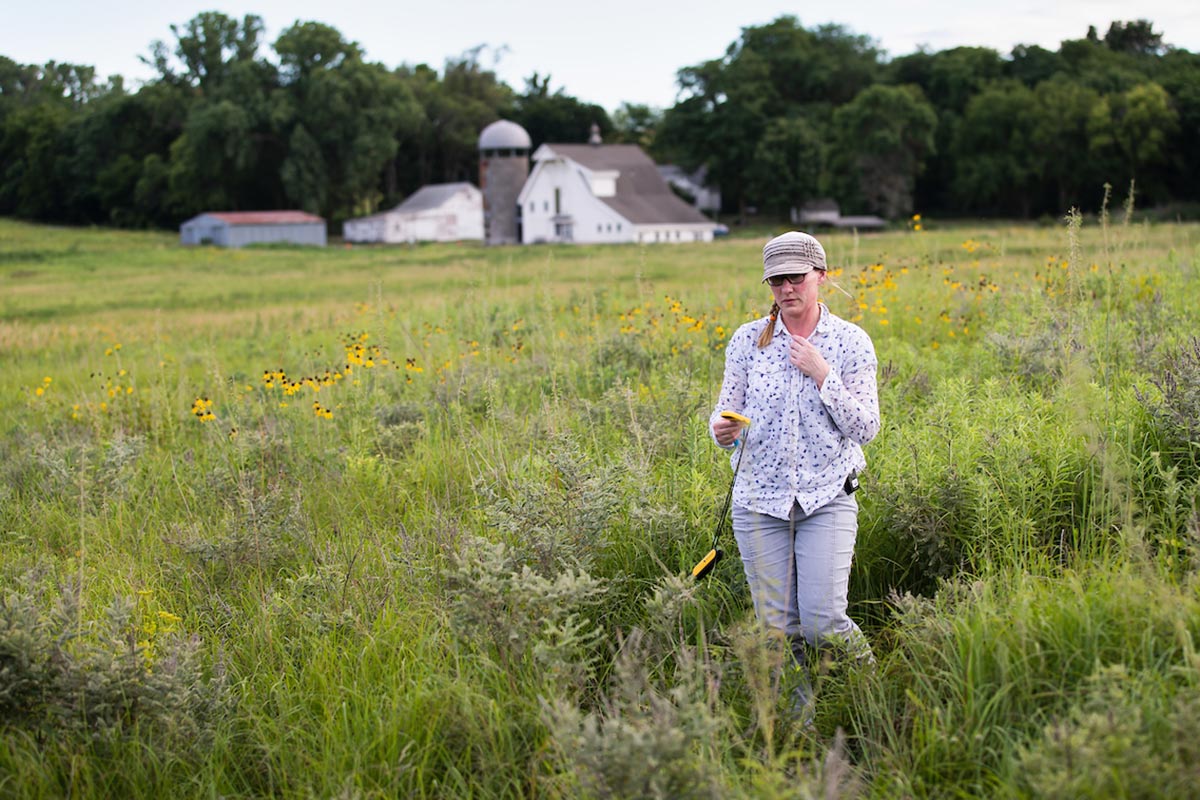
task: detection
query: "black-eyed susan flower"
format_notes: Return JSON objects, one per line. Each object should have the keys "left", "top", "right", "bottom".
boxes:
{"left": 191, "top": 397, "right": 216, "bottom": 422}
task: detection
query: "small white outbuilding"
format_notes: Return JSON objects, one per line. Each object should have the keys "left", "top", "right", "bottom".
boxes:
{"left": 180, "top": 211, "right": 327, "bottom": 248}
{"left": 343, "top": 183, "right": 483, "bottom": 244}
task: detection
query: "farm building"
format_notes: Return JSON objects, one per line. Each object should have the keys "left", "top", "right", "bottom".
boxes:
{"left": 179, "top": 211, "right": 327, "bottom": 248}
{"left": 478, "top": 120, "right": 532, "bottom": 245}
{"left": 342, "top": 183, "right": 483, "bottom": 244}
{"left": 793, "top": 199, "right": 886, "bottom": 231}
{"left": 517, "top": 126, "right": 718, "bottom": 245}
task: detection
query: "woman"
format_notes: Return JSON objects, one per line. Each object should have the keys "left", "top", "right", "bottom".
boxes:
{"left": 710, "top": 231, "right": 880, "bottom": 710}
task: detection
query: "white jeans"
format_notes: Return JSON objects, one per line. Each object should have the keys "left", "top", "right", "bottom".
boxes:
{"left": 732, "top": 492, "right": 871, "bottom": 662}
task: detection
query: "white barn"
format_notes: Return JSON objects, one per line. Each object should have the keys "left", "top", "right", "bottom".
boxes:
{"left": 518, "top": 142, "right": 717, "bottom": 245}
{"left": 343, "top": 183, "right": 483, "bottom": 244}
{"left": 180, "top": 211, "right": 326, "bottom": 248}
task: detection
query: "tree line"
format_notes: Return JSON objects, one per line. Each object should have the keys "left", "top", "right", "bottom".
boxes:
{"left": 1, "top": 13, "right": 1196, "bottom": 229}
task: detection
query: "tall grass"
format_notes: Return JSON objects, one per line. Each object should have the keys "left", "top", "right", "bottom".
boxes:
{"left": 2, "top": 215, "right": 1199, "bottom": 797}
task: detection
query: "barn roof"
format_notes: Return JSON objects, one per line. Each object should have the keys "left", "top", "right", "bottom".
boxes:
{"left": 200, "top": 211, "right": 325, "bottom": 226}
{"left": 395, "top": 182, "right": 477, "bottom": 213}
{"left": 537, "top": 144, "right": 713, "bottom": 226}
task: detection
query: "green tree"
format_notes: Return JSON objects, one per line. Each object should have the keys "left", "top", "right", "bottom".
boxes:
{"left": 745, "top": 116, "right": 823, "bottom": 216}
{"left": 736, "top": 16, "right": 882, "bottom": 107}
{"left": 62, "top": 84, "right": 188, "bottom": 225}
{"left": 1103, "top": 20, "right": 1165, "bottom": 56}
{"left": 281, "top": 124, "right": 327, "bottom": 214}
{"left": 1152, "top": 50, "right": 1200, "bottom": 202}
{"left": 275, "top": 22, "right": 421, "bottom": 220}
{"left": 1088, "top": 82, "right": 1180, "bottom": 203}
{"left": 657, "top": 51, "right": 771, "bottom": 218}
{"left": 0, "top": 58, "right": 123, "bottom": 221}
{"left": 897, "top": 46, "right": 1007, "bottom": 211}
{"left": 1058, "top": 35, "right": 1147, "bottom": 94}
{"left": 0, "top": 102, "right": 70, "bottom": 218}
{"left": 950, "top": 81, "right": 1040, "bottom": 215}
{"left": 167, "top": 99, "right": 260, "bottom": 214}
{"left": 829, "top": 84, "right": 937, "bottom": 218}
{"left": 610, "top": 102, "right": 660, "bottom": 151}
{"left": 147, "top": 12, "right": 264, "bottom": 92}
{"left": 658, "top": 15, "right": 882, "bottom": 215}
{"left": 511, "top": 72, "right": 611, "bottom": 146}
{"left": 0, "top": 55, "right": 28, "bottom": 106}
{"left": 0, "top": 58, "right": 108, "bottom": 109}
{"left": 1009, "top": 45, "right": 1065, "bottom": 87}
{"left": 1029, "top": 78, "right": 1103, "bottom": 213}
{"left": 132, "top": 13, "right": 283, "bottom": 219}
{"left": 924, "top": 47, "right": 1006, "bottom": 113}
{"left": 393, "top": 52, "right": 514, "bottom": 196}
{"left": 275, "top": 20, "right": 359, "bottom": 80}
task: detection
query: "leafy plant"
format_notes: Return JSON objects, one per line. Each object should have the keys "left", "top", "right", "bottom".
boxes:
{"left": 0, "top": 572, "right": 229, "bottom": 746}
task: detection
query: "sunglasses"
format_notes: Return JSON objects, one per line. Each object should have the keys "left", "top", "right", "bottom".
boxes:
{"left": 766, "top": 272, "right": 811, "bottom": 287}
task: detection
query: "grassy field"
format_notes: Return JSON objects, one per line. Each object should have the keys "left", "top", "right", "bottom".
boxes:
{"left": 2, "top": 214, "right": 1199, "bottom": 798}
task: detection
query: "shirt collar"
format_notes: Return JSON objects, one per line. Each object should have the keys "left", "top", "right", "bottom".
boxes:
{"left": 774, "top": 302, "right": 829, "bottom": 337}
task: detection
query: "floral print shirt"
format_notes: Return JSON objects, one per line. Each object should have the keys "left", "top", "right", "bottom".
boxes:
{"left": 710, "top": 303, "right": 880, "bottom": 520}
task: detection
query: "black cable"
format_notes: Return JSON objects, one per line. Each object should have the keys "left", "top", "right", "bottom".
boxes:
{"left": 710, "top": 434, "right": 747, "bottom": 550}
{"left": 693, "top": 430, "right": 749, "bottom": 580}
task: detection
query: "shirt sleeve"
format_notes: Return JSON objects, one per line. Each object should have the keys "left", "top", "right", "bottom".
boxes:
{"left": 709, "top": 324, "right": 753, "bottom": 449}
{"left": 818, "top": 328, "right": 880, "bottom": 446}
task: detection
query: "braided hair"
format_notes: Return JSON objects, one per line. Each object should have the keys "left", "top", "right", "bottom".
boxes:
{"left": 756, "top": 302, "right": 780, "bottom": 348}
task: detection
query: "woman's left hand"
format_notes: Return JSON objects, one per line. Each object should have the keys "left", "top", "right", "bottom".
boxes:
{"left": 788, "top": 336, "right": 831, "bottom": 388}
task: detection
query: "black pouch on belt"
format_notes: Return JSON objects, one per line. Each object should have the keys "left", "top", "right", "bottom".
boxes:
{"left": 844, "top": 470, "right": 859, "bottom": 495}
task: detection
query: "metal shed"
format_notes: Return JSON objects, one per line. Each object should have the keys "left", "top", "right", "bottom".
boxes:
{"left": 180, "top": 211, "right": 327, "bottom": 248}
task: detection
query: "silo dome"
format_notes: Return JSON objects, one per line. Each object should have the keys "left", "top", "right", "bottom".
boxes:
{"left": 478, "top": 119, "right": 532, "bottom": 151}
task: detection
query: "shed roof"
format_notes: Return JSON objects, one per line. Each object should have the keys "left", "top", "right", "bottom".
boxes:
{"left": 830, "top": 215, "right": 886, "bottom": 229}
{"left": 395, "top": 182, "right": 477, "bottom": 213}
{"left": 538, "top": 144, "right": 713, "bottom": 226}
{"left": 196, "top": 211, "right": 325, "bottom": 226}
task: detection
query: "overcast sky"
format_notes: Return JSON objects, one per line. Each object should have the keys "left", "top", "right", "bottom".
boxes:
{"left": 5, "top": 0, "right": 1199, "bottom": 111}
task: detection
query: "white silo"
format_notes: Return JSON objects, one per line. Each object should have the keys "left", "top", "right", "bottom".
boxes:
{"left": 478, "top": 119, "right": 531, "bottom": 245}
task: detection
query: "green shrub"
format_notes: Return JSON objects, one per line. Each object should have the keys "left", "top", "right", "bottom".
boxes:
{"left": 541, "top": 628, "right": 725, "bottom": 799}
{"left": 1017, "top": 665, "right": 1200, "bottom": 799}
{"left": 0, "top": 572, "right": 229, "bottom": 746}
{"left": 862, "top": 377, "right": 1098, "bottom": 591}
{"left": 1138, "top": 336, "right": 1200, "bottom": 474}
{"left": 840, "top": 567, "right": 1200, "bottom": 796}
{"left": 444, "top": 535, "right": 606, "bottom": 691}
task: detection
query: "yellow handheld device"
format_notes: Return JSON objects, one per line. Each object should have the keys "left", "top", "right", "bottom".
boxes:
{"left": 719, "top": 410, "right": 751, "bottom": 426}
{"left": 691, "top": 547, "right": 723, "bottom": 579}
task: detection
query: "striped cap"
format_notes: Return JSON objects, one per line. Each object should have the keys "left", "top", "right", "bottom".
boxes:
{"left": 762, "top": 231, "right": 827, "bottom": 282}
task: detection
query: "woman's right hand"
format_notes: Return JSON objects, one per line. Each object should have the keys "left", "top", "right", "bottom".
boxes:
{"left": 713, "top": 417, "right": 743, "bottom": 447}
